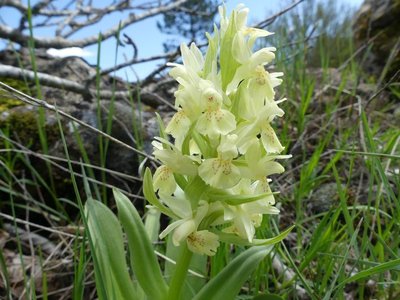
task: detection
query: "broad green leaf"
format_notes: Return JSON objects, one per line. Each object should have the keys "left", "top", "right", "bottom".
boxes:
{"left": 193, "top": 245, "right": 273, "bottom": 300}
{"left": 114, "top": 189, "right": 168, "bottom": 300}
{"left": 85, "top": 199, "right": 136, "bottom": 300}
{"left": 143, "top": 168, "right": 175, "bottom": 218}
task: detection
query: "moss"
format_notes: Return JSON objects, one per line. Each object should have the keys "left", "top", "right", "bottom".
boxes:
{"left": 0, "top": 109, "right": 62, "bottom": 151}
{"left": 0, "top": 96, "right": 22, "bottom": 112}
{"left": 0, "top": 77, "right": 32, "bottom": 113}
{"left": 0, "top": 77, "right": 31, "bottom": 94}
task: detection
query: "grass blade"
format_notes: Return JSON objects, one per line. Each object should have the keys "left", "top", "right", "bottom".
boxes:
{"left": 335, "top": 258, "right": 400, "bottom": 292}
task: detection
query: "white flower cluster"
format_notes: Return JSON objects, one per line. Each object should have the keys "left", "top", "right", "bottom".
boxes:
{"left": 149, "top": 4, "right": 290, "bottom": 256}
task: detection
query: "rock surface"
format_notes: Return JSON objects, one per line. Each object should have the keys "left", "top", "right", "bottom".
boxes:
{"left": 353, "top": 0, "right": 400, "bottom": 78}
{"left": 0, "top": 48, "right": 176, "bottom": 214}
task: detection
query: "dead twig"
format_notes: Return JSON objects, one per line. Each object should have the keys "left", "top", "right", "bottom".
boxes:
{"left": 0, "top": 0, "right": 188, "bottom": 48}
{"left": 255, "top": 0, "right": 305, "bottom": 29}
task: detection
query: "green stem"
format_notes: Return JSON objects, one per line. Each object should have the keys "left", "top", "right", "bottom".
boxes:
{"left": 167, "top": 244, "right": 193, "bottom": 300}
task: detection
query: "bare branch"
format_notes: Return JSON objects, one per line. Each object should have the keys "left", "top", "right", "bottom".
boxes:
{"left": 94, "top": 1, "right": 308, "bottom": 82}
{"left": 0, "top": 64, "right": 169, "bottom": 108}
{"left": 97, "top": 48, "right": 178, "bottom": 78}
{"left": 0, "top": 0, "right": 188, "bottom": 48}
{"left": 122, "top": 33, "right": 138, "bottom": 60}
{"left": 60, "top": 0, "right": 130, "bottom": 38}
{"left": 1, "top": 0, "right": 127, "bottom": 17}
{"left": 255, "top": 0, "right": 305, "bottom": 29}
{"left": 0, "top": 0, "right": 27, "bottom": 13}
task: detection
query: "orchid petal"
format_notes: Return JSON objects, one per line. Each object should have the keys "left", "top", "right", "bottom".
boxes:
{"left": 199, "top": 158, "right": 241, "bottom": 189}
{"left": 187, "top": 230, "right": 220, "bottom": 256}
{"left": 153, "top": 165, "right": 176, "bottom": 195}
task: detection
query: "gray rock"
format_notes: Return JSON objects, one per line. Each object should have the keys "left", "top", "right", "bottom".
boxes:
{"left": 307, "top": 182, "right": 343, "bottom": 214}
{"left": 0, "top": 48, "right": 175, "bottom": 203}
{"left": 353, "top": 0, "right": 400, "bottom": 78}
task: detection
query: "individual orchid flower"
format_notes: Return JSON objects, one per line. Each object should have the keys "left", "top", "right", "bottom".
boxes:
{"left": 159, "top": 190, "right": 219, "bottom": 255}
{"left": 195, "top": 83, "right": 236, "bottom": 139}
{"left": 227, "top": 47, "right": 276, "bottom": 95}
{"left": 198, "top": 134, "right": 241, "bottom": 189}
{"left": 223, "top": 195, "right": 280, "bottom": 242}
{"left": 222, "top": 5, "right": 275, "bottom": 95}
{"left": 168, "top": 43, "right": 204, "bottom": 84}
{"left": 247, "top": 68, "right": 284, "bottom": 104}
{"left": 232, "top": 28, "right": 274, "bottom": 65}
{"left": 235, "top": 101, "right": 285, "bottom": 154}
{"left": 234, "top": 78, "right": 274, "bottom": 121}
{"left": 165, "top": 108, "right": 191, "bottom": 149}
{"left": 173, "top": 80, "right": 205, "bottom": 120}
{"left": 222, "top": 142, "right": 288, "bottom": 242}
{"left": 210, "top": 141, "right": 289, "bottom": 243}
{"left": 152, "top": 138, "right": 198, "bottom": 176}
{"left": 223, "top": 204, "right": 258, "bottom": 242}
{"left": 187, "top": 230, "right": 220, "bottom": 256}
{"left": 153, "top": 165, "right": 176, "bottom": 196}
{"left": 195, "top": 103, "right": 236, "bottom": 139}
{"left": 240, "top": 140, "right": 289, "bottom": 179}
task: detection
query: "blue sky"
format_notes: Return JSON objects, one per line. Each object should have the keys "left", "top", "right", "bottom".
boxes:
{"left": 0, "top": 0, "right": 364, "bottom": 81}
